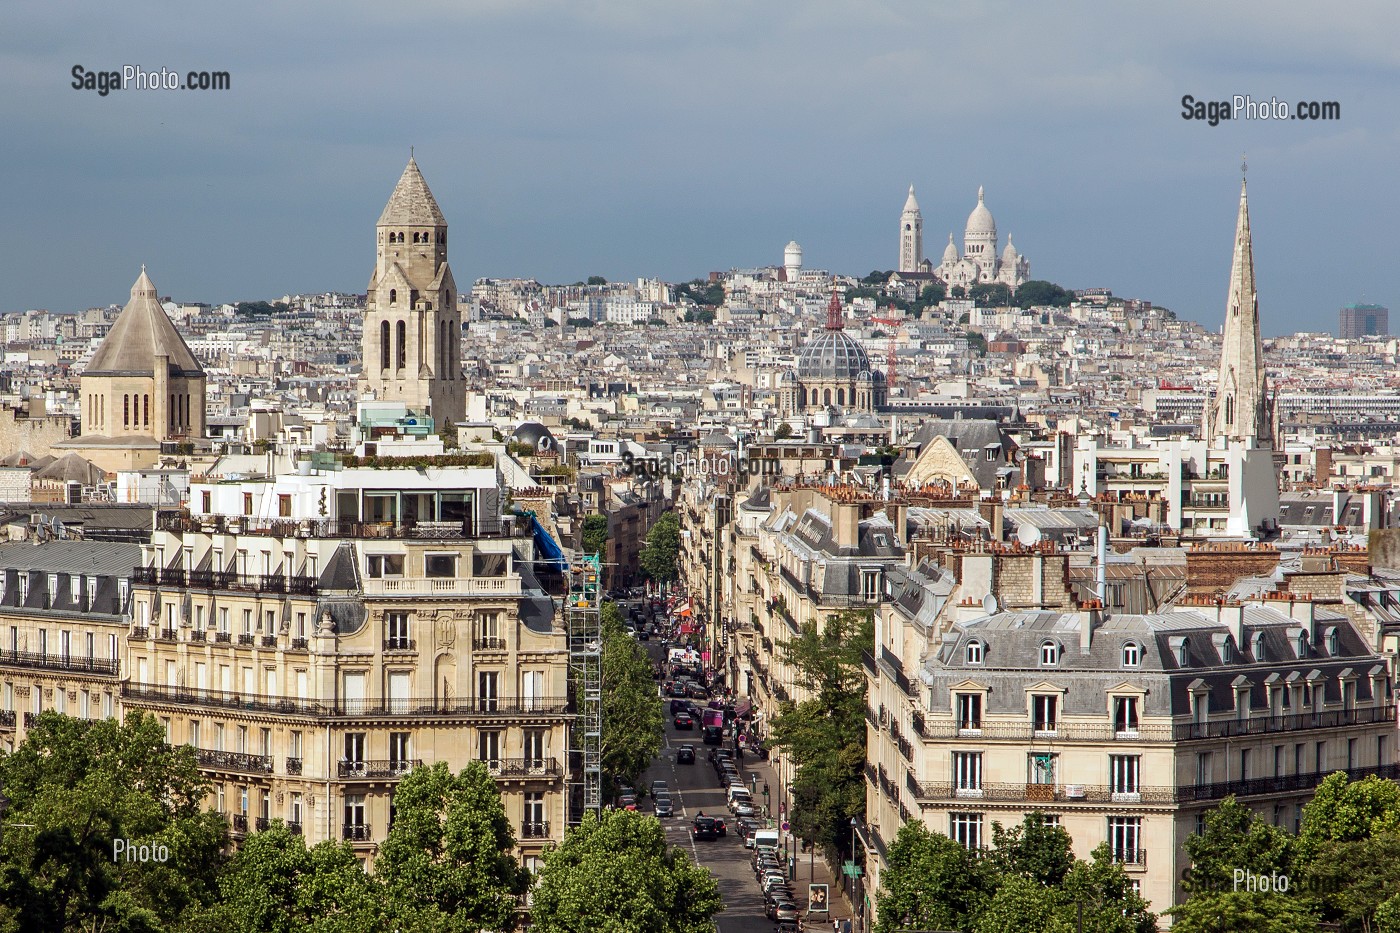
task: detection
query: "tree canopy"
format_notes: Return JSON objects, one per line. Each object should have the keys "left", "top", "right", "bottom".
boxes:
{"left": 0, "top": 711, "right": 228, "bottom": 932}
{"left": 530, "top": 809, "right": 721, "bottom": 933}
{"left": 638, "top": 511, "right": 680, "bottom": 583}
{"left": 581, "top": 513, "right": 609, "bottom": 559}
{"left": 767, "top": 610, "right": 871, "bottom": 862}
{"left": 597, "top": 602, "right": 664, "bottom": 789}
{"left": 1013, "top": 280, "right": 1075, "bottom": 308}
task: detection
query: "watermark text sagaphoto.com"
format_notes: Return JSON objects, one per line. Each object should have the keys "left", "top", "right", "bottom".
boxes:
{"left": 1181, "top": 94, "right": 1340, "bottom": 126}
{"left": 72, "top": 65, "right": 230, "bottom": 96}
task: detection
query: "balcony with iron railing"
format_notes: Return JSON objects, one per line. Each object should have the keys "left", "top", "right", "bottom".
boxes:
{"left": 1172, "top": 703, "right": 1396, "bottom": 741}
{"left": 255, "top": 817, "right": 271, "bottom": 832}
{"left": 157, "top": 512, "right": 524, "bottom": 543}
{"left": 0, "top": 710, "right": 14, "bottom": 729}
{"left": 342, "top": 824, "right": 372, "bottom": 842}
{"left": 472, "top": 637, "right": 506, "bottom": 651}
{"left": 132, "top": 566, "right": 318, "bottom": 597}
{"left": 286, "top": 821, "right": 302, "bottom": 835}
{"left": 363, "top": 577, "right": 523, "bottom": 598}
{"left": 384, "top": 638, "right": 417, "bottom": 652}
{"left": 0, "top": 650, "right": 119, "bottom": 677}
{"left": 196, "top": 748, "right": 274, "bottom": 774}
{"left": 905, "top": 775, "right": 1176, "bottom": 805}
{"left": 1112, "top": 849, "right": 1148, "bottom": 870}
{"left": 231, "top": 814, "right": 248, "bottom": 834}
{"left": 487, "top": 758, "right": 562, "bottom": 778}
{"left": 122, "top": 683, "right": 568, "bottom": 718}
{"left": 285, "top": 757, "right": 302, "bottom": 775}
{"left": 338, "top": 759, "right": 424, "bottom": 779}
{"left": 521, "top": 821, "right": 551, "bottom": 839}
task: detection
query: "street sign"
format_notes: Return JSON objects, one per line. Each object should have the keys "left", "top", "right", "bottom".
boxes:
{"left": 842, "top": 861, "right": 864, "bottom": 877}
{"left": 781, "top": 821, "right": 790, "bottom": 832}
{"left": 807, "top": 883, "right": 829, "bottom": 914}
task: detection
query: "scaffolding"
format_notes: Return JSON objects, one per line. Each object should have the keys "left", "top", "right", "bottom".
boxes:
{"left": 566, "top": 554, "right": 603, "bottom": 822}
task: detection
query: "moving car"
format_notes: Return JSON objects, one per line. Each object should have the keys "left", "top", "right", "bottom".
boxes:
{"left": 651, "top": 780, "right": 669, "bottom": 796}
{"left": 691, "top": 815, "right": 717, "bottom": 841}
{"left": 676, "top": 745, "right": 696, "bottom": 764}
{"left": 654, "top": 795, "right": 674, "bottom": 817}
{"left": 712, "top": 816, "right": 727, "bottom": 836}
{"left": 674, "top": 711, "right": 694, "bottom": 729}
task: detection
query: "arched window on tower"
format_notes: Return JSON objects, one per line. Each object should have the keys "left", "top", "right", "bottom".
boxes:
{"left": 389, "top": 289, "right": 397, "bottom": 306}
{"left": 143, "top": 394, "right": 149, "bottom": 428}
{"left": 380, "top": 321, "right": 390, "bottom": 371}
{"left": 1225, "top": 395, "right": 1235, "bottom": 426}
{"left": 837, "top": 388, "right": 846, "bottom": 406}
{"left": 438, "top": 321, "right": 446, "bottom": 375}
{"left": 396, "top": 321, "right": 407, "bottom": 370}
{"left": 123, "top": 395, "right": 129, "bottom": 429}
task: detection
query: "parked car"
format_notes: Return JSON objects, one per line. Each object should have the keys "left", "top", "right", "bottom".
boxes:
{"left": 617, "top": 793, "right": 637, "bottom": 811}
{"left": 765, "top": 898, "right": 798, "bottom": 920}
{"left": 691, "top": 816, "right": 717, "bottom": 841}
{"left": 674, "top": 711, "right": 694, "bottom": 730}
{"left": 774, "top": 901, "right": 802, "bottom": 924}
{"left": 676, "top": 745, "right": 696, "bottom": 764}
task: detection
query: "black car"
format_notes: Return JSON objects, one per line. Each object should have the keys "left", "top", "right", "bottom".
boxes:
{"left": 676, "top": 745, "right": 696, "bottom": 764}
{"left": 691, "top": 816, "right": 717, "bottom": 841}
{"left": 674, "top": 711, "right": 694, "bottom": 730}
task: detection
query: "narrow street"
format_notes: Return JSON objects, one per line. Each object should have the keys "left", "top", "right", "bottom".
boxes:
{"left": 637, "top": 633, "right": 854, "bottom": 933}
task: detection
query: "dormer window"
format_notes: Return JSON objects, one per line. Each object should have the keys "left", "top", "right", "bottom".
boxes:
{"left": 966, "top": 640, "right": 984, "bottom": 665}
{"left": 1296, "top": 631, "right": 1309, "bottom": 659}
{"left": 1252, "top": 632, "right": 1265, "bottom": 661}
{"left": 1122, "top": 642, "right": 1140, "bottom": 667}
{"left": 1325, "top": 627, "right": 1339, "bottom": 656}
{"left": 1177, "top": 637, "right": 1190, "bottom": 667}
{"left": 1040, "top": 641, "right": 1060, "bottom": 667}
{"left": 1222, "top": 639, "right": 1234, "bottom": 663}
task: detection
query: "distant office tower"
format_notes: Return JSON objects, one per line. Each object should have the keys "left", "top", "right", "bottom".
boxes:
{"left": 1339, "top": 303, "right": 1388, "bottom": 339}
{"left": 784, "top": 240, "right": 803, "bottom": 281}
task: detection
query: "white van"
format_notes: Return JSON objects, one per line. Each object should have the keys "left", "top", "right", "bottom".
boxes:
{"left": 727, "top": 785, "right": 752, "bottom": 807}
{"left": 751, "top": 828, "right": 780, "bottom": 851}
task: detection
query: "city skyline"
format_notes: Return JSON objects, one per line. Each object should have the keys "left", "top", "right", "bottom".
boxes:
{"left": 4, "top": 1, "right": 1398, "bottom": 334}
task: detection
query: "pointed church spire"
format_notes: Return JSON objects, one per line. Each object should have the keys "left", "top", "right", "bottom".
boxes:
{"left": 378, "top": 156, "right": 446, "bottom": 226}
{"left": 1208, "top": 172, "right": 1269, "bottom": 447}
{"left": 903, "top": 185, "right": 920, "bottom": 213}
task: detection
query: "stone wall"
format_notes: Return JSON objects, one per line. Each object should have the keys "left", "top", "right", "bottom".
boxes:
{"left": 1184, "top": 543, "right": 1280, "bottom": 596}
{"left": 0, "top": 408, "right": 73, "bottom": 460}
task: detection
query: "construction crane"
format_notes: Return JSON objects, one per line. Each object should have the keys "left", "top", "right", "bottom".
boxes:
{"left": 566, "top": 554, "right": 603, "bottom": 823}
{"left": 871, "top": 305, "right": 905, "bottom": 391}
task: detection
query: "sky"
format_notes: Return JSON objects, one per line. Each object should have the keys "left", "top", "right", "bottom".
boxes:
{"left": 2, "top": 1, "right": 1397, "bottom": 335}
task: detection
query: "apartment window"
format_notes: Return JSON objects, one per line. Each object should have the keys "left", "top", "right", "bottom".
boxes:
{"left": 242, "top": 610, "right": 252, "bottom": 635}
{"left": 383, "top": 610, "right": 408, "bottom": 647}
{"left": 344, "top": 733, "right": 366, "bottom": 767}
{"left": 264, "top": 610, "right": 275, "bottom": 634}
{"left": 1032, "top": 694, "right": 1058, "bottom": 733}
{"left": 344, "top": 794, "right": 366, "bottom": 828}
{"left": 217, "top": 785, "right": 225, "bottom": 814}
{"left": 524, "top": 792, "right": 546, "bottom": 830}
{"left": 1040, "top": 641, "right": 1060, "bottom": 667}
{"left": 478, "top": 730, "right": 501, "bottom": 768}
{"left": 277, "top": 495, "right": 292, "bottom": 518}
{"left": 294, "top": 612, "right": 306, "bottom": 639}
{"left": 237, "top": 725, "right": 248, "bottom": 754}
{"left": 260, "top": 789, "right": 271, "bottom": 821}
{"left": 239, "top": 786, "right": 249, "bottom": 816}
{"left": 1177, "top": 637, "right": 1191, "bottom": 667}
{"left": 1240, "top": 748, "right": 1251, "bottom": 782}
{"left": 367, "top": 554, "right": 405, "bottom": 578}
{"left": 202, "top": 490, "right": 211, "bottom": 512}
{"left": 290, "top": 793, "right": 303, "bottom": 826}
{"left": 1121, "top": 642, "right": 1140, "bottom": 667}
{"left": 1113, "top": 696, "right": 1139, "bottom": 735}
{"left": 1110, "top": 755, "right": 1141, "bottom": 797}
{"left": 950, "top": 813, "right": 982, "bottom": 850}
{"left": 102, "top": 692, "right": 113, "bottom": 719}
{"left": 389, "top": 732, "right": 410, "bottom": 768}
{"left": 1274, "top": 745, "right": 1283, "bottom": 777}
{"left": 965, "top": 640, "right": 984, "bottom": 665}
{"left": 475, "top": 612, "right": 501, "bottom": 649}
{"left": 861, "top": 569, "right": 881, "bottom": 601}
{"left": 1326, "top": 628, "right": 1339, "bottom": 656}
{"left": 953, "top": 752, "right": 983, "bottom": 795}
{"left": 242, "top": 493, "right": 253, "bottom": 516}
{"left": 218, "top": 608, "right": 229, "bottom": 634}
{"left": 1380, "top": 736, "right": 1388, "bottom": 767}
{"left": 1196, "top": 752, "right": 1212, "bottom": 785}
{"left": 1348, "top": 738, "right": 1357, "bottom": 770}
{"left": 424, "top": 554, "right": 457, "bottom": 578}
{"left": 289, "top": 730, "right": 303, "bottom": 759}
{"left": 1028, "top": 752, "right": 1055, "bottom": 785}
{"left": 955, "top": 693, "right": 982, "bottom": 732}
{"left": 524, "top": 729, "right": 546, "bottom": 769}
{"left": 1252, "top": 632, "right": 1266, "bottom": 661}
{"left": 1316, "top": 741, "right": 1326, "bottom": 773}
{"left": 38, "top": 630, "right": 47, "bottom": 657}
{"left": 260, "top": 727, "right": 271, "bottom": 757}
{"left": 1296, "top": 631, "right": 1309, "bottom": 658}
{"left": 190, "top": 720, "right": 201, "bottom": 747}
{"left": 477, "top": 671, "right": 499, "bottom": 711}
{"left": 1108, "top": 816, "right": 1142, "bottom": 864}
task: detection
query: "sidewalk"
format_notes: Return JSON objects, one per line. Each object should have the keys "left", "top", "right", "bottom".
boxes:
{"left": 734, "top": 743, "right": 858, "bottom": 930}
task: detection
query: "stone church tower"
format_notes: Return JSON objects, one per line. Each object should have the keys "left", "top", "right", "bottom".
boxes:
{"left": 898, "top": 185, "right": 923, "bottom": 273}
{"left": 59, "top": 267, "right": 206, "bottom": 471}
{"left": 360, "top": 157, "right": 465, "bottom": 426}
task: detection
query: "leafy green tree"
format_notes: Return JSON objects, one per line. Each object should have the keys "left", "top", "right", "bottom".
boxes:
{"left": 0, "top": 711, "right": 227, "bottom": 933}
{"left": 1181, "top": 796, "right": 1294, "bottom": 895}
{"left": 586, "top": 276, "right": 607, "bottom": 286}
{"left": 1300, "top": 772, "right": 1400, "bottom": 854}
{"left": 530, "top": 810, "right": 720, "bottom": 933}
{"left": 972, "top": 874, "right": 1069, "bottom": 933}
{"left": 774, "top": 422, "right": 794, "bottom": 440}
{"left": 682, "top": 308, "right": 715, "bottom": 323}
{"left": 950, "top": 285, "right": 966, "bottom": 299}
{"left": 638, "top": 511, "right": 680, "bottom": 584}
{"left": 375, "top": 762, "right": 530, "bottom": 932}
{"left": 965, "top": 330, "right": 987, "bottom": 355}
{"left": 874, "top": 821, "right": 990, "bottom": 933}
{"left": 1167, "top": 890, "right": 1318, "bottom": 933}
{"left": 566, "top": 317, "right": 595, "bottom": 327}
{"left": 1057, "top": 844, "right": 1156, "bottom": 933}
{"left": 860, "top": 270, "right": 893, "bottom": 285}
{"left": 989, "top": 812, "right": 1075, "bottom": 886}
{"left": 915, "top": 282, "right": 946, "bottom": 309}
{"left": 581, "top": 514, "right": 609, "bottom": 559}
{"left": 968, "top": 282, "right": 1011, "bottom": 306}
{"left": 767, "top": 610, "right": 871, "bottom": 861}
{"left": 1302, "top": 832, "right": 1400, "bottom": 932}
{"left": 181, "top": 826, "right": 384, "bottom": 933}
{"left": 1013, "top": 280, "right": 1075, "bottom": 308}
{"left": 597, "top": 603, "right": 663, "bottom": 789}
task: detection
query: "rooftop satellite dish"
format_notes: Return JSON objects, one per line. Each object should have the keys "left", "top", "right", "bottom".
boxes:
{"left": 982, "top": 593, "right": 999, "bottom": 614}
